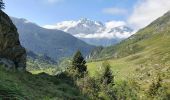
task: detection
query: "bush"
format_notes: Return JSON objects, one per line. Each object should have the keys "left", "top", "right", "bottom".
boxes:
{"left": 113, "top": 80, "right": 140, "bottom": 100}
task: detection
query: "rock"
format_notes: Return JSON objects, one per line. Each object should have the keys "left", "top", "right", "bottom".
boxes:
{"left": 0, "top": 58, "right": 15, "bottom": 70}
{"left": 0, "top": 10, "right": 26, "bottom": 71}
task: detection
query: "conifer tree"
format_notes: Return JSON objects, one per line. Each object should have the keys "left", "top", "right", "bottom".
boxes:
{"left": 72, "top": 50, "right": 87, "bottom": 77}
{"left": 101, "top": 61, "right": 114, "bottom": 85}
{"left": 0, "top": 0, "right": 5, "bottom": 10}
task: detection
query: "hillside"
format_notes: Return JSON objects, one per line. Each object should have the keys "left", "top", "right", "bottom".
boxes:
{"left": 90, "top": 11, "right": 170, "bottom": 61}
{"left": 0, "top": 10, "right": 86, "bottom": 100}
{"left": 0, "top": 67, "right": 86, "bottom": 99}
{"left": 87, "top": 11, "right": 170, "bottom": 99}
{"left": 11, "top": 17, "right": 95, "bottom": 60}
{"left": 88, "top": 12, "right": 170, "bottom": 100}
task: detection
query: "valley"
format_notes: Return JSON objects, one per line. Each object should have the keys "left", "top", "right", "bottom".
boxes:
{"left": 0, "top": 0, "right": 170, "bottom": 100}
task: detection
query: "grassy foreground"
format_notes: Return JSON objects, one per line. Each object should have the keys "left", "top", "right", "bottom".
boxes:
{"left": 0, "top": 66, "right": 86, "bottom": 100}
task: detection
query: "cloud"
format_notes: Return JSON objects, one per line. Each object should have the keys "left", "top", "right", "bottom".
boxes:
{"left": 43, "top": 20, "right": 132, "bottom": 39}
{"left": 102, "top": 7, "right": 127, "bottom": 15}
{"left": 128, "top": 0, "right": 170, "bottom": 29}
{"left": 74, "top": 31, "right": 132, "bottom": 39}
{"left": 105, "top": 21, "right": 126, "bottom": 28}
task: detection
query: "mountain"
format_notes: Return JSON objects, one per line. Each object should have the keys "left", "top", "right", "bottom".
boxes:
{"left": 11, "top": 17, "right": 95, "bottom": 60}
{"left": 44, "top": 18, "right": 133, "bottom": 46}
{"left": 89, "top": 11, "right": 170, "bottom": 61}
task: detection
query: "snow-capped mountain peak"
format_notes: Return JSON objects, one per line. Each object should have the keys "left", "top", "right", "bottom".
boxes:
{"left": 44, "top": 18, "right": 133, "bottom": 46}
{"left": 44, "top": 18, "right": 104, "bottom": 34}
{"left": 78, "top": 18, "right": 104, "bottom": 26}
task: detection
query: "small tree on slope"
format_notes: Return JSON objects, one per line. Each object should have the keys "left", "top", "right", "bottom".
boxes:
{"left": 101, "top": 61, "right": 114, "bottom": 85}
{"left": 71, "top": 50, "right": 87, "bottom": 78}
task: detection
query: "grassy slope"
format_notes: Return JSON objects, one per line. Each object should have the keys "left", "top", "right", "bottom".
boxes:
{"left": 93, "top": 11, "right": 170, "bottom": 60}
{"left": 0, "top": 67, "right": 86, "bottom": 100}
{"left": 1, "top": 10, "right": 170, "bottom": 100}
{"left": 87, "top": 12, "right": 170, "bottom": 96}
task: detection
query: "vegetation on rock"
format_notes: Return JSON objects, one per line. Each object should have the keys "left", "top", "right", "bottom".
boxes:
{"left": 0, "top": 10, "right": 26, "bottom": 71}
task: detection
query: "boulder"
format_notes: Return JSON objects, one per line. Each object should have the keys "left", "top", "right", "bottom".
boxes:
{"left": 0, "top": 10, "right": 26, "bottom": 71}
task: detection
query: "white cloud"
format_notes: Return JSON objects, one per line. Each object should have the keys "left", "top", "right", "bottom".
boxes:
{"left": 105, "top": 21, "right": 126, "bottom": 28}
{"left": 102, "top": 7, "right": 127, "bottom": 15}
{"left": 128, "top": 0, "right": 170, "bottom": 29}
{"left": 44, "top": 20, "right": 78, "bottom": 31}
{"left": 74, "top": 31, "right": 132, "bottom": 39}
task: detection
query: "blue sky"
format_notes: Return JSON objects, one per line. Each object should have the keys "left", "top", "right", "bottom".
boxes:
{"left": 4, "top": 0, "right": 170, "bottom": 29}
{"left": 4, "top": 0, "right": 137, "bottom": 25}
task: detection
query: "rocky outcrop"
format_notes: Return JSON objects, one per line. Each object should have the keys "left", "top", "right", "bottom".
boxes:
{"left": 0, "top": 58, "right": 15, "bottom": 70}
{"left": 0, "top": 10, "right": 26, "bottom": 71}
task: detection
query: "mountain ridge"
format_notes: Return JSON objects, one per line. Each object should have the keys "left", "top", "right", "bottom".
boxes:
{"left": 11, "top": 17, "right": 95, "bottom": 60}
{"left": 44, "top": 18, "right": 133, "bottom": 46}
{"left": 89, "top": 11, "right": 170, "bottom": 61}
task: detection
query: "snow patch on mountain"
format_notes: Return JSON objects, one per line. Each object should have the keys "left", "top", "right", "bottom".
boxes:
{"left": 44, "top": 18, "right": 134, "bottom": 46}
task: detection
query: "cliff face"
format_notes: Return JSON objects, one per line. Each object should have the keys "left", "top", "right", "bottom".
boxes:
{"left": 0, "top": 10, "right": 26, "bottom": 70}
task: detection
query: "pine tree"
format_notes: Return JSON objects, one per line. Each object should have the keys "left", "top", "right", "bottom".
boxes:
{"left": 72, "top": 50, "right": 87, "bottom": 77}
{"left": 101, "top": 61, "right": 114, "bottom": 85}
{"left": 0, "top": 0, "right": 5, "bottom": 10}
